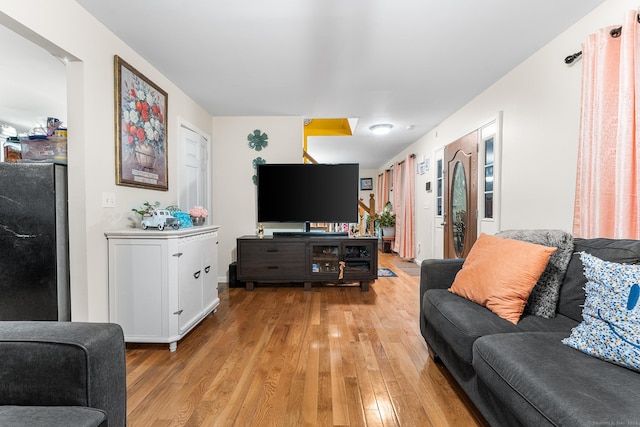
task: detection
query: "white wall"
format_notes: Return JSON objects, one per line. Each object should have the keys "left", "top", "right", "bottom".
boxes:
{"left": 358, "top": 167, "right": 376, "bottom": 208}
{"left": 212, "top": 116, "right": 303, "bottom": 278}
{"left": 0, "top": 0, "right": 212, "bottom": 321}
{"left": 397, "top": 0, "right": 632, "bottom": 263}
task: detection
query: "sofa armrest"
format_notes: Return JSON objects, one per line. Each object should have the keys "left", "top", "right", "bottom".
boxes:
{"left": 0, "top": 322, "right": 126, "bottom": 427}
{"left": 419, "top": 258, "right": 464, "bottom": 340}
{"left": 420, "top": 258, "right": 464, "bottom": 292}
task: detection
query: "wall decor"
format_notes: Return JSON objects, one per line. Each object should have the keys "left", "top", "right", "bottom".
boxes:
{"left": 360, "top": 177, "right": 373, "bottom": 191}
{"left": 114, "top": 55, "right": 168, "bottom": 191}
{"left": 252, "top": 156, "right": 266, "bottom": 185}
{"left": 416, "top": 158, "right": 430, "bottom": 175}
{"left": 248, "top": 129, "right": 268, "bottom": 151}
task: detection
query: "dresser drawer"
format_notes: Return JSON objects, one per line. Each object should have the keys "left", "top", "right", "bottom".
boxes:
{"left": 237, "top": 241, "right": 306, "bottom": 279}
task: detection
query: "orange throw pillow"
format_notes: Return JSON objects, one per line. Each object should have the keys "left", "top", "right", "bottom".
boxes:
{"left": 449, "top": 233, "right": 557, "bottom": 324}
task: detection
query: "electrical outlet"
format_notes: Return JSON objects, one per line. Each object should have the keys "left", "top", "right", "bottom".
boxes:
{"left": 102, "top": 192, "right": 116, "bottom": 208}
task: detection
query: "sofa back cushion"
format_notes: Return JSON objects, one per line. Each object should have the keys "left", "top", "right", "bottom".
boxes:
{"left": 558, "top": 238, "right": 640, "bottom": 321}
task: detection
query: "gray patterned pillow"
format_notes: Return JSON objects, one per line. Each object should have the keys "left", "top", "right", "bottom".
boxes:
{"left": 496, "top": 229, "right": 574, "bottom": 318}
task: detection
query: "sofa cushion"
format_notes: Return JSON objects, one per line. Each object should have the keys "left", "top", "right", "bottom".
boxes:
{"left": 473, "top": 332, "right": 640, "bottom": 427}
{"left": 0, "top": 406, "right": 107, "bottom": 427}
{"left": 423, "top": 289, "right": 577, "bottom": 364}
{"left": 558, "top": 238, "right": 640, "bottom": 321}
{"left": 449, "top": 233, "right": 557, "bottom": 324}
{"left": 496, "top": 229, "right": 573, "bottom": 318}
{"left": 562, "top": 253, "right": 640, "bottom": 372}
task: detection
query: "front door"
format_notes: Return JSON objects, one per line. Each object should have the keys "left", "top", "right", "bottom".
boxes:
{"left": 443, "top": 131, "right": 478, "bottom": 258}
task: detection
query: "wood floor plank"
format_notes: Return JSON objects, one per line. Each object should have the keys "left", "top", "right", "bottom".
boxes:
{"left": 124, "top": 252, "right": 487, "bottom": 427}
{"left": 329, "top": 323, "right": 349, "bottom": 425}
{"left": 300, "top": 324, "right": 320, "bottom": 426}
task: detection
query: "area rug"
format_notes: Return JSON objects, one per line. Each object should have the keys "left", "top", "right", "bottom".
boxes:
{"left": 391, "top": 259, "right": 421, "bottom": 276}
{"left": 378, "top": 268, "right": 397, "bottom": 277}
{"left": 400, "top": 268, "right": 420, "bottom": 276}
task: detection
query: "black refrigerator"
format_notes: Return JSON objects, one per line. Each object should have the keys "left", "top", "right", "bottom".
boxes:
{"left": 0, "top": 162, "right": 70, "bottom": 320}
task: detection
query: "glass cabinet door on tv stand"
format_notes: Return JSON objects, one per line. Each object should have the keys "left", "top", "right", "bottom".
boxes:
{"left": 309, "top": 240, "right": 376, "bottom": 289}
{"left": 311, "top": 244, "right": 340, "bottom": 274}
{"left": 343, "top": 242, "right": 374, "bottom": 274}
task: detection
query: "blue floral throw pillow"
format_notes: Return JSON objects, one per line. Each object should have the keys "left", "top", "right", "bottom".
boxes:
{"left": 562, "top": 252, "right": 640, "bottom": 372}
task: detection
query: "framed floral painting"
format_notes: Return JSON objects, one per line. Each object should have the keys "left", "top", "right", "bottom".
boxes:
{"left": 114, "top": 55, "right": 168, "bottom": 190}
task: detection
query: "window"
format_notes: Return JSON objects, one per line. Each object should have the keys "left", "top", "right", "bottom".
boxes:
{"left": 436, "top": 158, "right": 443, "bottom": 216}
{"left": 483, "top": 137, "right": 494, "bottom": 219}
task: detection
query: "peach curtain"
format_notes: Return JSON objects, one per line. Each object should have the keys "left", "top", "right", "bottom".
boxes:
{"left": 382, "top": 169, "right": 390, "bottom": 208}
{"left": 573, "top": 10, "right": 640, "bottom": 239}
{"left": 397, "top": 155, "right": 415, "bottom": 259}
{"left": 392, "top": 162, "right": 403, "bottom": 253}
{"left": 376, "top": 173, "right": 384, "bottom": 212}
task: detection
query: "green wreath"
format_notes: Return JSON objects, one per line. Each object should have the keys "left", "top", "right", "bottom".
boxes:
{"left": 248, "top": 129, "right": 268, "bottom": 151}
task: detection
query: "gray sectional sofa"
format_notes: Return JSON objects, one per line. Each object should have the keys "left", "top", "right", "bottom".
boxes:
{"left": 0, "top": 321, "right": 126, "bottom": 427}
{"left": 420, "top": 237, "right": 640, "bottom": 427}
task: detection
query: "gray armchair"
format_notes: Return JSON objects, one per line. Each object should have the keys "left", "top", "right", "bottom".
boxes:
{"left": 0, "top": 322, "right": 126, "bottom": 427}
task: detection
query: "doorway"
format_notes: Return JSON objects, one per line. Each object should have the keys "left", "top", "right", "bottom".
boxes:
{"left": 443, "top": 131, "right": 478, "bottom": 258}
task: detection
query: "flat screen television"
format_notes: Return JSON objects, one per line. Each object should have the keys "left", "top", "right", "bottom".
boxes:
{"left": 257, "top": 163, "right": 359, "bottom": 228}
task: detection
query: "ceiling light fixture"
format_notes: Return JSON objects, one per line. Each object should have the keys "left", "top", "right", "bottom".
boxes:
{"left": 369, "top": 124, "right": 393, "bottom": 135}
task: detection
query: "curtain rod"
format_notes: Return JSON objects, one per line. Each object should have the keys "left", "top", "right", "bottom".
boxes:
{"left": 565, "top": 13, "right": 640, "bottom": 64}
{"left": 391, "top": 153, "right": 416, "bottom": 168}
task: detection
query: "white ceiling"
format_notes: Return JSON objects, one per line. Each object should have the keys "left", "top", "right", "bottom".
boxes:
{"left": 3, "top": 1, "right": 605, "bottom": 168}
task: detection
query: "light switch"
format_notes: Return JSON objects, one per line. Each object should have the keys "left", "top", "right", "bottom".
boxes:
{"left": 102, "top": 192, "right": 116, "bottom": 208}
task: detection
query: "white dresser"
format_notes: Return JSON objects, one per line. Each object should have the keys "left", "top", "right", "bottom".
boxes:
{"left": 106, "top": 225, "right": 220, "bottom": 351}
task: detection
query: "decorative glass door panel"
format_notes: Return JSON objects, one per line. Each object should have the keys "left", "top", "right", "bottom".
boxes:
{"left": 451, "top": 161, "right": 468, "bottom": 258}
{"left": 444, "top": 131, "right": 478, "bottom": 259}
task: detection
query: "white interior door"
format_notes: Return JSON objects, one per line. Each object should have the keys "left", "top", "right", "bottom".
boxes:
{"left": 179, "top": 124, "right": 210, "bottom": 213}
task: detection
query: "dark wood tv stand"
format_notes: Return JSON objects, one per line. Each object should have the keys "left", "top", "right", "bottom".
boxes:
{"left": 236, "top": 235, "right": 378, "bottom": 291}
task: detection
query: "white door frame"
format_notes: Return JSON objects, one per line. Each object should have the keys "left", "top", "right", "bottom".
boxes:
{"left": 432, "top": 112, "right": 502, "bottom": 258}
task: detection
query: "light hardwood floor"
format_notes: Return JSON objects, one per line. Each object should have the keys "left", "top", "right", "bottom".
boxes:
{"left": 125, "top": 252, "right": 487, "bottom": 426}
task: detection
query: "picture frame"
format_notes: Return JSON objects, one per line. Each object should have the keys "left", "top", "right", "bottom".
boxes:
{"left": 114, "top": 55, "right": 168, "bottom": 190}
{"left": 360, "top": 177, "right": 373, "bottom": 191}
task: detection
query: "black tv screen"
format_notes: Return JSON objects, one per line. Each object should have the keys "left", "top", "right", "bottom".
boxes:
{"left": 257, "top": 163, "right": 359, "bottom": 224}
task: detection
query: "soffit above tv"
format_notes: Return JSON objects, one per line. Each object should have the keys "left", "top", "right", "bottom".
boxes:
{"left": 304, "top": 118, "right": 357, "bottom": 137}
{"left": 304, "top": 118, "right": 358, "bottom": 163}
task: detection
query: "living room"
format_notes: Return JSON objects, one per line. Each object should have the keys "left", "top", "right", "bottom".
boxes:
{"left": 0, "top": 1, "right": 626, "bottom": 322}
{"left": 0, "top": 0, "right": 636, "bottom": 425}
